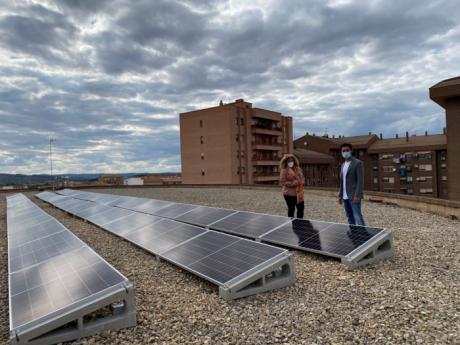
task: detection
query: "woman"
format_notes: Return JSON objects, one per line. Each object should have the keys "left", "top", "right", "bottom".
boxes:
{"left": 279, "top": 154, "right": 304, "bottom": 218}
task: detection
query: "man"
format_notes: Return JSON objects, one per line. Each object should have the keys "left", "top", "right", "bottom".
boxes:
{"left": 338, "top": 143, "right": 366, "bottom": 226}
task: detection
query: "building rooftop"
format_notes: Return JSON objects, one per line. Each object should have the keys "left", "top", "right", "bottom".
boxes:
{"left": 368, "top": 134, "right": 447, "bottom": 153}
{"left": 332, "top": 134, "right": 379, "bottom": 148}
{"left": 430, "top": 75, "right": 460, "bottom": 107}
{"left": 294, "top": 148, "right": 335, "bottom": 164}
{"left": 7, "top": 187, "right": 457, "bottom": 344}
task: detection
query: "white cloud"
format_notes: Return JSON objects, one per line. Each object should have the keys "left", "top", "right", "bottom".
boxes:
{"left": 0, "top": 0, "right": 458, "bottom": 174}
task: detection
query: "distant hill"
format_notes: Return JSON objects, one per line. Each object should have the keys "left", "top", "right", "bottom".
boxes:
{"left": 0, "top": 172, "right": 180, "bottom": 185}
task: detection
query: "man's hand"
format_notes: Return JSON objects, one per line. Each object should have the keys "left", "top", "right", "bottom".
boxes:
{"left": 338, "top": 198, "right": 342, "bottom": 205}
{"left": 353, "top": 196, "right": 360, "bottom": 205}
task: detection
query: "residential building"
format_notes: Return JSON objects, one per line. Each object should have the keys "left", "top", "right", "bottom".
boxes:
{"left": 293, "top": 148, "right": 336, "bottom": 187}
{"left": 294, "top": 133, "right": 378, "bottom": 190}
{"left": 294, "top": 131, "right": 448, "bottom": 199}
{"left": 180, "top": 99, "right": 293, "bottom": 184}
{"left": 124, "top": 177, "right": 144, "bottom": 186}
{"left": 98, "top": 174, "right": 124, "bottom": 185}
{"left": 367, "top": 133, "right": 447, "bottom": 198}
{"left": 430, "top": 76, "right": 460, "bottom": 201}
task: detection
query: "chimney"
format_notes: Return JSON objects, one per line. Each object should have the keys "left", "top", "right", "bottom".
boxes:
{"left": 306, "top": 132, "right": 309, "bottom": 136}
{"left": 332, "top": 135, "right": 335, "bottom": 138}
{"left": 425, "top": 130, "right": 428, "bottom": 136}
{"left": 406, "top": 131, "right": 409, "bottom": 142}
{"left": 219, "top": 100, "right": 223, "bottom": 106}
{"left": 368, "top": 131, "right": 372, "bottom": 135}
{"left": 379, "top": 133, "right": 383, "bottom": 139}
{"left": 443, "top": 127, "right": 446, "bottom": 134}
{"left": 396, "top": 134, "right": 399, "bottom": 139}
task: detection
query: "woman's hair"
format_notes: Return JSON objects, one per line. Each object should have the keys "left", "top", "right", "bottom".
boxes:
{"left": 279, "top": 154, "right": 300, "bottom": 169}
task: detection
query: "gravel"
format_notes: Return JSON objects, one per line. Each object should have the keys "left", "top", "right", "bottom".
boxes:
{"left": 0, "top": 187, "right": 459, "bottom": 344}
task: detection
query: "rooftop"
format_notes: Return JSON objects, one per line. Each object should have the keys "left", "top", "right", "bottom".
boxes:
{"left": 294, "top": 148, "right": 335, "bottom": 164}
{"left": 368, "top": 134, "right": 447, "bottom": 153}
{"left": 2, "top": 187, "right": 457, "bottom": 344}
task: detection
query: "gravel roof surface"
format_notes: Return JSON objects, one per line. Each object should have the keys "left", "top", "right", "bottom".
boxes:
{"left": 0, "top": 187, "right": 458, "bottom": 344}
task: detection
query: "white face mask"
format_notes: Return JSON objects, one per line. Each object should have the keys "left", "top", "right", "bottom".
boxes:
{"left": 287, "top": 161, "right": 294, "bottom": 168}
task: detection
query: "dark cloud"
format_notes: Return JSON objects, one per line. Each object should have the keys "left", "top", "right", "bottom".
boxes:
{"left": 0, "top": 0, "right": 458, "bottom": 173}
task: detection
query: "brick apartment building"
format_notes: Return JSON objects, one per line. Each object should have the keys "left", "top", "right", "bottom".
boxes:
{"left": 180, "top": 99, "right": 293, "bottom": 184}
{"left": 294, "top": 132, "right": 448, "bottom": 199}
{"left": 430, "top": 76, "right": 460, "bottom": 201}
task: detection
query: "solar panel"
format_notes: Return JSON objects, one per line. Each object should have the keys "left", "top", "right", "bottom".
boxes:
{"left": 209, "top": 211, "right": 291, "bottom": 238}
{"left": 128, "top": 199, "right": 173, "bottom": 214}
{"left": 73, "top": 204, "right": 112, "bottom": 218}
{"left": 125, "top": 219, "right": 206, "bottom": 254}
{"left": 39, "top": 191, "right": 294, "bottom": 300}
{"left": 161, "top": 231, "right": 287, "bottom": 285}
{"left": 151, "top": 203, "right": 199, "bottom": 219}
{"left": 86, "top": 207, "right": 134, "bottom": 227}
{"left": 259, "top": 219, "right": 393, "bottom": 267}
{"left": 9, "top": 230, "right": 83, "bottom": 273}
{"left": 175, "top": 206, "right": 237, "bottom": 227}
{"left": 7, "top": 194, "right": 136, "bottom": 344}
{"left": 53, "top": 189, "right": 394, "bottom": 268}
{"left": 103, "top": 212, "right": 162, "bottom": 237}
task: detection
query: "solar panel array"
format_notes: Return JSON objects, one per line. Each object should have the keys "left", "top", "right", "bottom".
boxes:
{"left": 6, "top": 194, "right": 136, "bottom": 345}
{"left": 37, "top": 191, "right": 295, "bottom": 300}
{"left": 50, "top": 189, "right": 394, "bottom": 268}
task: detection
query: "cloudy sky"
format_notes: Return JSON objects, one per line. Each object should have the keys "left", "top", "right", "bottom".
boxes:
{"left": 1, "top": 0, "right": 459, "bottom": 174}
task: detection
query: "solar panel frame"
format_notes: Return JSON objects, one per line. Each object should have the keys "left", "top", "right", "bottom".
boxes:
{"left": 175, "top": 206, "right": 238, "bottom": 227}
{"left": 7, "top": 194, "right": 136, "bottom": 344}
{"left": 40, "top": 191, "right": 294, "bottom": 300}
{"left": 161, "top": 231, "right": 287, "bottom": 286}
{"left": 208, "top": 211, "right": 292, "bottom": 239}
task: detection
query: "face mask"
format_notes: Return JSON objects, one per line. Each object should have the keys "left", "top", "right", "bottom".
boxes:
{"left": 287, "top": 162, "right": 294, "bottom": 168}
{"left": 342, "top": 151, "right": 352, "bottom": 159}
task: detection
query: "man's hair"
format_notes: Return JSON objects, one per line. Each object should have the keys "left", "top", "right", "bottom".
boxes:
{"left": 340, "top": 142, "right": 353, "bottom": 151}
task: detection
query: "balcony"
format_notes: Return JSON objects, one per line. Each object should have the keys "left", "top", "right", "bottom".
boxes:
{"left": 252, "top": 160, "right": 280, "bottom": 166}
{"left": 251, "top": 126, "right": 282, "bottom": 136}
{"left": 253, "top": 144, "right": 282, "bottom": 150}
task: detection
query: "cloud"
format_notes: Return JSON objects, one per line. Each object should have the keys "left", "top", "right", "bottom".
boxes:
{"left": 0, "top": 0, "right": 459, "bottom": 174}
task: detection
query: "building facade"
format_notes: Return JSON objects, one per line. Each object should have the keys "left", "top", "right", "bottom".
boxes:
{"left": 294, "top": 133, "right": 379, "bottom": 191}
{"left": 367, "top": 134, "right": 447, "bottom": 198}
{"left": 180, "top": 99, "right": 293, "bottom": 184}
{"left": 430, "top": 76, "right": 460, "bottom": 201}
{"left": 294, "top": 132, "right": 448, "bottom": 199}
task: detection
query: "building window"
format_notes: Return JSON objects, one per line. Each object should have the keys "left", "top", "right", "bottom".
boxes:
{"left": 420, "top": 188, "right": 433, "bottom": 194}
{"left": 382, "top": 177, "right": 395, "bottom": 183}
{"left": 199, "top": 120, "right": 203, "bottom": 128}
{"left": 304, "top": 141, "right": 308, "bottom": 146}
{"left": 380, "top": 154, "right": 394, "bottom": 160}
{"left": 383, "top": 166, "right": 396, "bottom": 173}
{"left": 441, "top": 176, "right": 447, "bottom": 181}
{"left": 373, "top": 178, "right": 378, "bottom": 184}
{"left": 416, "top": 176, "right": 432, "bottom": 183}
{"left": 201, "top": 169, "right": 205, "bottom": 176}
{"left": 200, "top": 136, "right": 204, "bottom": 144}
{"left": 201, "top": 153, "right": 204, "bottom": 160}
{"left": 383, "top": 188, "right": 394, "bottom": 193}
{"left": 407, "top": 188, "right": 414, "bottom": 194}
{"left": 416, "top": 152, "right": 432, "bottom": 159}
{"left": 419, "top": 164, "right": 433, "bottom": 171}
{"left": 373, "top": 166, "right": 378, "bottom": 171}
{"left": 240, "top": 118, "right": 244, "bottom": 125}
{"left": 441, "top": 163, "right": 447, "bottom": 169}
